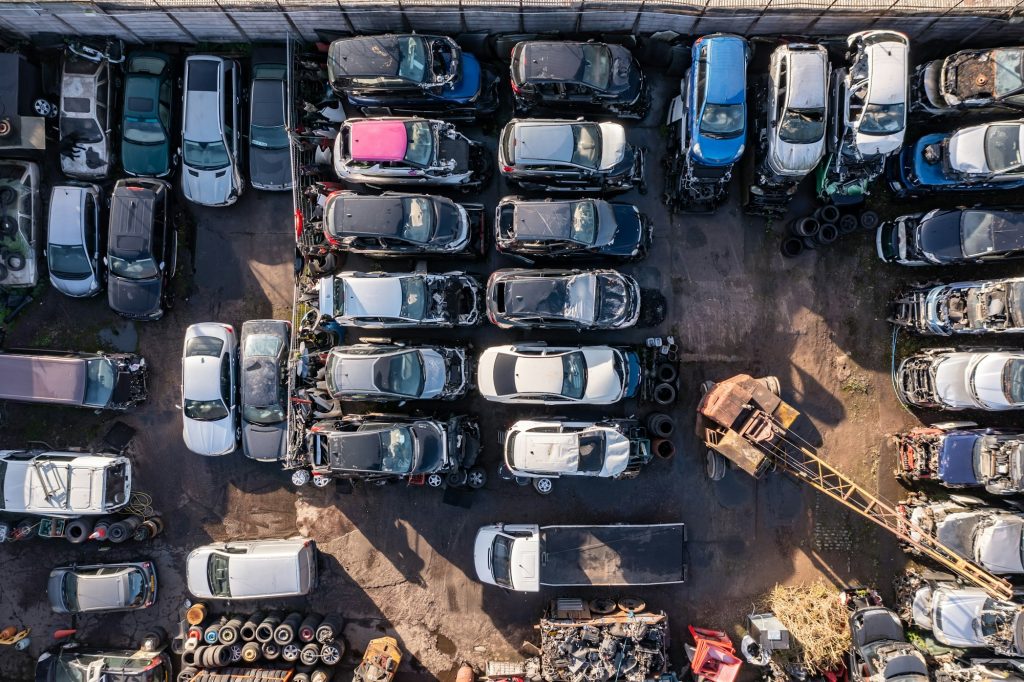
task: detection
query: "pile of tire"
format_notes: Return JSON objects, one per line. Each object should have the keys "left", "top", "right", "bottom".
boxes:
{"left": 178, "top": 610, "right": 344, "bottom": 682}
{"left": 68, "top": 515, "right": 164, "bottom": 544}
{"left": 780, "top": 205, "right": 880, "bottom": 258}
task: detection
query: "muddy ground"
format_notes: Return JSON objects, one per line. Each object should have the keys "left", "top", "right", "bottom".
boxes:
{"left": 1, "top": 66, "right": 1018, "bottom": 682}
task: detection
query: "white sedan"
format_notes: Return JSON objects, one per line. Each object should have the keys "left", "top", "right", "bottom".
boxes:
{"left": 181, "top": 322, "right": 238, "bottom": 455}
{"left": 477, "top": 343, "right": 641, "bottom": 405}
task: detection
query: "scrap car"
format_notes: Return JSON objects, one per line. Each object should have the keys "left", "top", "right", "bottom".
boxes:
{"left": 322, "top": 342, "right": 471, "bottom": 402}
{"left": 844, "top": 589, "right": 928, "bottom": 682}
{"left": 0, "top": 449, "right": 131, "bottom": 517}
{"left": 890, "top": 277, "right": 1024, "bottom": 335}
{"left": 914, "top": 45, "right": 1024, "bottom": 114}
{"left": 46, "top": 183, "right": 103, "bottom": 298}
{"left": 248, "top": 46, "right": 292, "bottom": 192}
{"left": 0, "top": 160, "right": 41, "bottom": 289}
{"left": 59, "top": 42, "right": 118, "bottom": 180}
{"left": 240, "top": 319, "right": 291, "bottom": 462}
{"left": 895, "top": 349, "right": 1024, "bottom": 410}
{"left": 313, "top": 271, "right": 482, "bottom": 328}
{"left": 894, "top": 423, "right": 1024, "bottom": 495}
{"left": 876, "top": 208, "right": 1024, "bottom": 266}
{"left": 120, "top": 51, "right": 175, "bottom": 178}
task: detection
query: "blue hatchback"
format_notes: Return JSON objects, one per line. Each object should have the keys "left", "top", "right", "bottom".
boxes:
{"left": 687, "top": 34, "right": 750, "bottom": 168}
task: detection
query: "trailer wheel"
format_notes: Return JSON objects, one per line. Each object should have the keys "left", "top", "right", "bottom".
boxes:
{"left": 532, "top": 477, "right": 553, "bottom": 495}
{"left": 706, "top": 450, "right": 727, "bottom": 481}
{"left": 466, "top": 467, "right": 487, "bottom": 489}
{"left": 617, "top": 597, "right": 646, "bottom": 613}
{"left": 589, "top": 598, "right": 617, "bottom": 614}
{"left": 426, "top": 473, "right": 444, "bottom": 488}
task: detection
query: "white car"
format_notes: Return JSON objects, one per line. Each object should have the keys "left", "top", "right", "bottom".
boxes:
{"left": 765, "top": 43, "right": 828, "bottom": 178}
{"left": 316, "top": 271, "right": 482, "bottom": 328}
{"left": 181, "top": 56, "right": 243, "bottom": 207}
{"left": 840, "top": 30, "right": 909, "bottom": 158}
{"left": 181, "top": 322, "right": 238, "bottom": 455}
{"left": 186, "top": 537, "right": 318, "bottom": 600}
{"left": 46, "top": 184, "right": 103, "bottom": 297}
{"left": 0, "top": 450, "right": 131, "bottom": 517}
{"left": 477, "top": 343, "right": 641, "bottom": 405}
{"left": 897, "top": 350, "right": 1024, "bottom": 410}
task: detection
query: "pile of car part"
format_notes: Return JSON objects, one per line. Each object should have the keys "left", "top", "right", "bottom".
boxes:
{"left": 175, "top": 608, "right": 344, "bottom": 682}
{"left": 641, "top": 337, "right": 680, "bottom": 410}
{"left": 780, "top": 205, "right": 879, "bottom": 258}
{"left": 0, "top": 513, "right": 163, "bottom": 544}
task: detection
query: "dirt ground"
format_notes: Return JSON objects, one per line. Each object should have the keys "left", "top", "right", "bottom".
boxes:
{"left": 2, "top": 66, "right": 1009, "bottom": 682}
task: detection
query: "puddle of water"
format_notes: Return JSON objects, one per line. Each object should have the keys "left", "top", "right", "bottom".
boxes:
{"left": 99, "top": 320, "right": 138, "bottom": 352}
{"left": 435, "top": 633, "right": 457, "bottom": 656}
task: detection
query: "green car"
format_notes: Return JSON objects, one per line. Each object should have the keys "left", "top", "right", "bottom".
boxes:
{"left": 121, "top": 51, "right": 174, "bottom": 177}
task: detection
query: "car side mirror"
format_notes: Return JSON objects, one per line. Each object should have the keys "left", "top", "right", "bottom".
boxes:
{"left": 159, "top": 261, "right": 165, "bottom": 271}
{"left": 102, "top": 256, "right": 108, "bottom": 266}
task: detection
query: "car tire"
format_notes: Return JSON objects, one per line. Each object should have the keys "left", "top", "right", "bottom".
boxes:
{"left": 646, "top": 413, "right": 675, "bottom": 439}
{"left": 532, "top": 477, "right": 553, "bottom": 495}
{"left": 446, "top": 470, "right": 467, "bottom": 487}
{"left": 706, "top": 450, "right": 728, "bottom": 481}
{"left": 780, "top": 237, "right": 804, "bottom": 259}
{"left": 177, "top": 667, "right": 199, "bottom": 682}
{"left": 653, "top": 382, "right": 676, "bottom": 405}
{"left": 64, "top": 518, "right": 92, "bottom": 544}
{"left": 617, "top": 597, "right": 646, "bottom": 613}
{"left": 312, "top": 475, "right": 332, "bottom": 488}
{"left": 838, "top": 214, "right": 858, "bottom": 235}
{"left": 466, "top": 467, "right": 487, "bottom": 489}
{"left": 656, "top": 363, "right": 678, "bottom": 384}
{"left": 589, "top": 598, "right": 617, "bottom": 614}
{"left": 859, "top": 210, "right": 880, "bottom": 231}
{"left": 427, "top": 473, "right": 444, "bottom": 488}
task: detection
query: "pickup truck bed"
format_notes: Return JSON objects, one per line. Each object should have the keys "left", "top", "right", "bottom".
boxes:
{"left": 540, "top": 523, "right": 686, "bottom": 586}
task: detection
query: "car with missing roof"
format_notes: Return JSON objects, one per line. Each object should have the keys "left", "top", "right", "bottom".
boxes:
{"left": 181, "top": 55, "right": 243, "bottom": 207}
{"left": 48, "top": 561, "right": 157, "bottom": 614}
{"left": 249, "top": 46, "right": 292, "bottom": 192}
{"left": 0, "top": 449, "right": 131, "bottom": 516}
{"left": 324, "top": 191, "right": 477, "bottom": 256}
{"left": 105, "top": 178, "right": 176, "bottom": 320}
{"left": 327, "top": 34, "right": 498, "bottom": 120}
{"left": 894, "top": 423, "right": 1024, "bottom": 495}
{"left": 333, "top": 117, "right": 488, "bottom": 189}
{"left": 315, "top": 271, "right": 482, "bottom": 328}
{"left": 890, "top": 277, "right": 1024, "bottom": 335}
{"left": 510, "top": 40, "right": 648, "bottom": 119}
{"left": 486, "top": 268, "right": 640, "bottom": 330}
{"left": 876, "top": 208, "right": 1024, "bottom": 266}
{"left": 46, "top": 184, "right": 103, "bottom": 298}
{"left": 36, "top": 644, "right": 172, "bottom": 682}
{"left": 477, "top": 343, "right": 641, "bottom": 405}
{"left": 240, "top": 319, "right": 290, "bottom": 461}
{"left": 896, "top": 349, "right": 1024, "bottom": 411}
{"left": 59, "top": 45, "right": 117, "bottom": 180}
{"left": 323, "top": 342, "right": 471, "bottom": 402}
{"left": 181, "top": 322, "right": 238, "bottom": 456}
{"left": 121, "top": 51, "right": 175, "bottom": 177}
{"left": 914, "top": 46, "right": 1024, "bottom": 114}
{"left": 186, "top": 537, "right": 317, "bottom": 599}
{"left": 0, "top": 160, "right": 41, "bottom": 290}
{"left": 494, "top": 196, "right": 650, "bottom": 260}
{"left": 498, "top": 118, "right": 645, "bottom": 193}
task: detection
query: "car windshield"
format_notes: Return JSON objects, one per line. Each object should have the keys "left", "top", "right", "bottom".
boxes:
{"left": 401, "top": 197, "right": 434, "bottom": 242}
{"left": 779, "top": 108, "right": 825, "bottom": 144}
{"left": 244, "top": 403, "right": 284, "bottom": 425}
{"left": 994, "top": 49, "right": 1024, "bottom": 97}
{"left": 183, "top": 139, "right": 229, "bottom": 170}
{"left": 104, "top": 462, "right": 127, "bottom": 508}
{"left": 108, "top": 254, "right": 160, "bottom": 280}
{"left": 961, "top": 211, "right": 999, "bottom": 257}
{"left": 571, "top": 201, "right": 597, "bottom": 244}
{"left": 124, "top": 118, "right": 165, "bottom": 145}
{"left": 251, "top": 124, "right": 289, "bottom": 150}
{"left": 127, "top": 570, "right": 145, "bottom": 606}
{"left": 984, "top": 125, "right": 1023, "bottom": 173}
{"left": 700, "top": 103, "right": 745, "bottom": 138}
{"left": 83, "top": 359, "right": 115, "bottom": 408}
{"left": 207, "top": 553, "right": 230, "bottom": 597}
{"left": 561, "top": 351, "right": 587, "bottom": 399}
{"left": 244, "top": 334, "right": 282, "bottom": 358}
{"left": 48, "top": 243, "right": 92, "bottom": 280}
{"left": 380, "top": 426, "right": 415, "bottom": 472}
{"left": 491, "top": 535, "right": 514, "bottom": 588}
{"left": 1002, "top": 359, "right": 1024, "bottom": 404}
{"left": 580, "top": 44, "right": 611, "bottom": 90}
{"left": 571, "top": 124, "right": 601, "bottom": 169}
{"left": 398, "top": 36, "right": 428, "bottom": 83}
{"left": 403, "top": 121, "right": 434, "bottom": 167}
{"left": 376, "top": 352, "right": 425, "bottom": 397}
{"left": 399, "top": 277, "right": 427, "bottom": 320}
{"left": 185, "top": 398, "right": 229, "bottom": 421}
{"left": 62, "top": 574, "right": 79, "bottom": 612}
{"left": 61, "top": 117, "right": 103, "bottom": 144}
{"left": 858, "top": 102, "right": 905, "bottom": 135}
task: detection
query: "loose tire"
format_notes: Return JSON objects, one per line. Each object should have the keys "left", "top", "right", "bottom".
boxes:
{"left": 466, "top": 467, "right": 487, "bottom": 489}
{"left": 532, "top": 477, "right": 554, "bottom": 495}
{"left": 646, "top": 413, "right": 675, "bottom": 438}
{"left": 838, "top": 214, "right": 858, "bottom": 235}
{"left": 859, "top": 210, "right": 880, "bottom": 231}
{"left": 617, "top": 597, "right": 646, "bottom": 613}
{"left": 706, "top": 450, "right": 727, "bottom": 481}
{"left": 64, "top": 518, "right": 92, "bottom": 544}
{"left": 652, "top": 438, "right": 676, "bottom": 460}
{"left": 426, "top": 473, "right": 444, "bottom": 488}
{"left": 655, "top": 362, "right": 678, "bottom": 384}
{"left": 780, "top": 237, "right": 804, "bottom": 258}
{"left": 654, "top": 382, "right": 676, "bottom": 405}
{"left": 589, "top": 598, "right": 617, "bottom": 614}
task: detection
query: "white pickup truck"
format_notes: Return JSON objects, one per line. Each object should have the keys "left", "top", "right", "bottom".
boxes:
{"left": 473, "top": 522, "right": 687, "bottom": 592}
{"left": 0, "top": 450, "right": 132, "bottom": 516}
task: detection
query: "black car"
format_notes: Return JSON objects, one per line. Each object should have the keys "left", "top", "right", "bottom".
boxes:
{"left": 913, "top": 46, "right": 1024, "bottom": 114}
{"left": 327, "top": 34, "right": 498, "bottom": 121}
{"left": 876, "top": 208, "right": 1024, "bottom": 265}
{"left": 249, "top": 46, "right": 292, "bottom": 192}
{"left": 306, "top": 414, "right": 484, "bottom": 488}
{"left": 495, "top": 196, "right": 651, "bottom": 260}
{"left": 105, "top": 178, "right": 176, "bottom": 320}
{"left": 510, "top": 41, "right": 648, "bottom": 119}
{"left": 486, "top": 268, "right": 641, "bottom": 330}
{"left": 240, "top": 319, "right": 290, "bottom": 461}
{"left": 324, "top": 191, "right": 479, "bottom": 256}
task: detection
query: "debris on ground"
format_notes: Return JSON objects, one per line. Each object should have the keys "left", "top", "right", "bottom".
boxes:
{"left": 764, "top": 581, "right": 850, "bottom": 674}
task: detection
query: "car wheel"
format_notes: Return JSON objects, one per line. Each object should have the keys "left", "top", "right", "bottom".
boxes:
{"left": 426, "top": 473, "right": 444, "bottom": 488}
{"left": 467, "top": 467, "right": 487, "bottom": 489}
{"left": 532, "top": 477, "right": 553, "bottom": 495}
{"left": 706, "top": 450, "right": 727, "bottom": 481}
{"left": 312, "top": 475, "right": 332, "bottom": 488}
{"left": 291, "top": 469, "right": 311, "bottom": 487}
{"left": 617, "top": 597, "right": 646, "bottom": 613}
{"left": 589, "top": 598, "right": 617, "bottom": 614}
{"left": 446, "top": 470, "right": 467, "bottom": 487}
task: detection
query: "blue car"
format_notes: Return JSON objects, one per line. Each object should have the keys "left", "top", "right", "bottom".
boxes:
{"left": 887, "top": 119, "right": 1024, "bottom": 196}
{"left": 685, "top": 34, "right": 750, "bottom": 168}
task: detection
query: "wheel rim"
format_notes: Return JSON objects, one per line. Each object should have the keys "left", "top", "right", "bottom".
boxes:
{"left": 534, "top": 478, "right": 553, "bottom": 494}
{"left": 427, "top": 474, "right": 443, "bottom": 488}
{"left": 33, "top": 99, "right": 49, "bottom": 116}
{"left": 312, "top": 475, "right": 331, "bottom": 488}
{"left": 468, "top": 470, "right": 486, "bottom": 488}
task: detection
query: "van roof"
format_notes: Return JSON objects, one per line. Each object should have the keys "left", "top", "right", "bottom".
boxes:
{"left": 0, "top": 354, "right": 87, "bottom": 404}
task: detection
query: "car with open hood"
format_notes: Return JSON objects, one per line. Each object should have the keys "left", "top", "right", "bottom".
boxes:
{"left": 901, "top": 497, "right": 1024, "bottom": 575}
{"left": 494, "top": 196, "right": 650, "bottom": 260}
{"left": 240, "top": 319, "right": 290, "bottom": 461}
{"left": 914, "top": 46, "right": 1024, "bottom": 114}
{"left": 186, "top": 537, "right": 317, "bottom": 599}
{"left": 105, "top": 178, "right": 176, "bottom": 320}
{"left": 333, "top": 117, "right": 488, "bottom": 188}
{"left": 477, "top": 343, "right": 641, "bottom": 405}
{"left": 895, "top": 423, "right": 1024, "bottom": 495}
{"left": 876, "top": 208, "right": 1024, "bottom": 266}
{"left": 327, "top": 34, "right": 498, "bottom": 120}
{"left": 510, "top": 41, "right": 648, "bottom": 119}
{"left": 315, "top": 271, "right": 482, "bottom": 328}
{"left": 843, "top": 590, "right": 928, "bottom": 682}
{"left": 887, "top": 119, "right": 1024, "bottom": 196}
{"left": 46, "top": 184, "right": 103, "bottom": 298}
{"left": 896, "top": 349, "right": 1024, "bottom": 411}
{"left": 323, "top": 342, "right": 470, "bottom": 401}
{"left": 48, "top": 561, "right": 157, "bottom": 614}
{"left": 121, "top": 51, "right": 174, "bottom": 177}
{"left": 498, "top": 118, "right": 645, "bottom": 193}
{"left": 181, "top": 322, "right": 238, "bottom": 456}
{"left": 0, "top": 449, "right": 131, "bottom": 516}
{"left": 181, "top": 55, "right": 243, "bottom": 207}
{"left": 324, "top": 192, "right": 475, "bottom": 256}
{"left": 486, "top": 268, "right": 640, "bottom": 330}
{"left": 249, "top": 46, "right": 292, "bottom": 192}
{"left": 890, "top": 277, "right": 1024, "bottom": 335}
{"left": 306, "top": 414, "right": 484, "bottom": 488}
{"left": 59, "top": 45, "right": 117, "bottom": 180}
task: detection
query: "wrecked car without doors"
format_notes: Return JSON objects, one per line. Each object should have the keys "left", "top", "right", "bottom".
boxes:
{"left": 895, "top": 349, "right": 1024, "bottom": 411}
{"left": 314, "top": 271, "right": 482, "bottom": 328}
{"left": 894, "top": 423, "right": 1024, "bottom": 495}
{"left": 890, "top": 277, "right": 1024, "bottom": 335}
{"left": 914, "top": 46, "right": 1024, "bottom": 114}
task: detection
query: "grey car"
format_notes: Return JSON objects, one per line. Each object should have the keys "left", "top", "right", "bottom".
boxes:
{"left": 240, "top": 319, "right": 290, "bottom": 461}
{"left": 249, "top": 46, "right": 292, "bottom": 191}
{"left": 47, "top": 561, "right": 157, "bottom": 614}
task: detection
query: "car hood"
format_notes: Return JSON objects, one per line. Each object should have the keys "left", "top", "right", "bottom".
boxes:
{"left": 598, "top": 123, "right": 627, "bottom": 170}
{"left": 122, "top": 140, "right": 170, "bottom": 177}
{"left": 770, "top": 136, "right": 825, "bottom": 176}
{"left": 242, "top": 421, "right": 287, "bottom": 461}
{"left": 185, "top": 551, "right": 211, "bottom": 597}
{"left": 948, "top": 126, "right": 990, "bottom": 174}
{"left": 933, "top": 353, "right": 976, "bottom": 408}
{"left": 52, "top": 272, "right": 100, "bottom": 297}
{"left": 250, "top": 146, "right": 292, "bottom": 190}
{"left": 582, "top": 348, "right": 625, "bottom": 402}
{"left": 183, "top": 414, "right": 236, "bottom": 456}
{"left": 182, "top": 167, "right": 236, "bottom": 206}
{"left": 932, "top": 588, "right": 989, "bottom": 647}
{"left": 971, "top": 353, "right": 1016, "bottom": 408}
{"left": 976, "top": 516, "right": 1024, "bottom": 573}
{"left": 421, "top": 349, "right": 448, "bottom": 398}
{"left": 854, "top": 129, "right": 904, "bottom": 158}
{"left": 108, "top": 275, "right": 162, "bottom": 318}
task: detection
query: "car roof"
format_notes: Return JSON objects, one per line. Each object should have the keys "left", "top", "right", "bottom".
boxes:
{"left": 47, "top": 186, "right": 87, "bottom": 245}
{"left": 348, "top": 120, "right": 409, "bottom": 162}
{"left": 864, "top": 42, "right": 908, "bottom": 105}
{"left": 502, "top": 276, "right": 571, "bottom": 316}
{"left": 329, "top": 35, "right": 410, "bottom": 78}
{"left": 109, "top": 185, "right": 156, "bottom": 259}
{"left": 0, "top": 354, "right": 87, "bottom": 404}
{"left": 509, "top": 200, "right": 579, "bottom": 239}
{"left": 67, "top": 566, "right": 137, "bottom": 611}
{"left": 327, "top": 194, "right": 410, "bottom": 238}
{"left": 241, "top": 321, "right": 287, "bottom": 407}
{"left": 518, "top": 42, "right": 589, "bottom": 83}
{"left": 702, "top": 36, "right": 747, "bottom": 104}
{"left": 327, "top": 430, "right": 388, "bottom": 471}
{"left": 184, "top": 57, "right": 223, "bottom": 142}
{"left": 513, "top": 122, "right": 576, "bottom": 164}
{"left": 341, "top": 275, "right": 404, "bottom": 318}
{"left": 250, "top": 78, "right": 284, "bottom": 128}
{"left": 787, "top": 49, "right": 827, "bottom": 109}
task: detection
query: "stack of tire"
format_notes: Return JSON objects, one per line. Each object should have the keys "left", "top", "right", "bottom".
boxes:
{"left": 178, "top": 610, "right": 344, "bottom": 682}
{"left": 780, "top": 205, "right": 880, "bottom": 258}
{"left": 646, "top": 412, "right": 677, "bottom": 461}
{"left": 68, "top": 514, "right": 164, "bottom": 544}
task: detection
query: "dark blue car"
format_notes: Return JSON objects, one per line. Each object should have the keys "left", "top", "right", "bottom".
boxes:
{"left": 327, "top": 34, "right": 498, "bottom": 121}
{"left": 686, "top": 34, "right": 750, "bottom": 168}
{"left": 895, "top": 424, "right": 1024, "bottom": 495}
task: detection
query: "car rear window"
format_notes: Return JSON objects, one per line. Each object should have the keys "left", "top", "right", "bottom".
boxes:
{"left": 63, "top": 97, "right": 92, "bottom": 114}
{"left": 186, "top": 336, "right": 224, "bottom": 358}
{"left": 188, "top": 60, "right": 219, "bottom": 92}
{"left": 127, "top": 96, "right": 154, "bottom": 113}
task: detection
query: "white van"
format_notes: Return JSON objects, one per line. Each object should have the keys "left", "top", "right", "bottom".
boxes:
{"left": 186, "top": 538, "right": 317, "bottom": 599}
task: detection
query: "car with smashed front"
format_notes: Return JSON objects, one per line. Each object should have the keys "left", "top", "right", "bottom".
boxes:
{"left": 498, "top": 118, "right": 645, "bottom": 193}
{"left": 181, "top": 55, "right": 243, "bottom": 207}
{"left": 306, "top": 414, "right": 484, "bottom": 488}
{"left": 499, "top": 418, "right": 652, "bottom": 495}
{"left": 890, "top": 277, "right": 1024, "bottom": 335}
{"left": 315, "top": 271, "right": 482, "bottom": 328}
{"left": 327, "top": 34, "right": 498, "bottom": 120}
{"left": 324, "top": 192, "right": 476, "bottom": 256}
{"left": 510, "top": 40, "right": 648, "bottom": 119}
{"left": 181, "top": 322, "right": 238, "bottom": 456}
{"left": 46, "top": 184, "right": 103, "bottom": 298}
{"left": 121, "top": 51, "right": 175, "bottom": 177}
{"left": 876, "top": 208, "right": 1024, "bottom": 266}
{"left": 240, "top": 319, "right": 290, "bottom": 461}
{"left": 485, "top": 268, "right": 640, "bottom": 330}
{"left": 48, "top": 561, "right": 157, "bottom": 614}
{"left": 896, "top": 349, "right": 1024, "bottom": 411}
{"left": 914, "top": 46, "right": 1024, "bottom": 114}
{"left": 333, "top": 117, "right": 488, "bottom": 189}
{"left": 249, "top": 46, "right": 292, "bottom": 192}
{"left": 0, "top": 160, "right": 40, "bottom": 290}
{"left": 494, "top": 196, "right": 651, "bottom": 260}
{"left": 887, "top": 119, "right": 1024, "bottom": 196}
{"left": 894, "top": 423, "right": 1024, "bottom": 495}
{"left": 59, "top": 45, "right": 117, "bottom": 180}
{"left": 36, "top": 644, "right": 172, "bottom": 682}
{"left": 477, "top": 343, "right": 641, "bottom": 405}
{"left": 323, "top": 342, "right": 471, "bottom": 402}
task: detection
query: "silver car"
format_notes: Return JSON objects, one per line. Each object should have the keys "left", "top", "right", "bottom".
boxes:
{"left": 46, "top": 184, "right": 103, "bottom": 297}
{"left": 59, "top": 47, "right": 117, "bottom": 179}
{"left": 323, "top": 342, "right": 471, "bottom": 401}
{"left": 48, "top": 561, "right": 157, "bottom": 614}
{"left": 186, "top": 538, "right": 317, "bottom": 600}
{"left": 181, "top": 55, "right": 243, "bottom": 207}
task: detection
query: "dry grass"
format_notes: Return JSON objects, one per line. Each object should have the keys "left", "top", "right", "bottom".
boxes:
{"left": 765, "top": 581, "right": 851, "bottom": 674}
